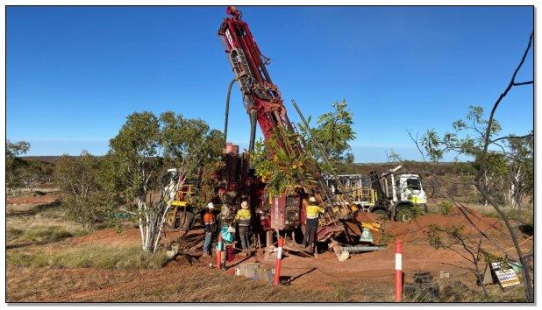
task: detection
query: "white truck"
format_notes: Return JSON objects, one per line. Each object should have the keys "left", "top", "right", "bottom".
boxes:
{"left": 325, "top": 165, "right": 428, "bottom": 221}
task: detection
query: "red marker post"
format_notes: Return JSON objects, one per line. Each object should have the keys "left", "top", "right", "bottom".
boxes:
{"left": 216, "top": 233, "right": 223, "bottom": 270}
{"left": 395, "top": 239, "right": 402, "bottom": 302}
{"left": 273, "top": 237, "right": 285, "bottom": 286}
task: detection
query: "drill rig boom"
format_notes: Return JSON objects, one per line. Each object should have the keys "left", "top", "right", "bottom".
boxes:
{"left": 218, "top": 6, "right": 354, "bottom": 240}
{"left": 218, "top": 6, "right": 300, "bottom": 156}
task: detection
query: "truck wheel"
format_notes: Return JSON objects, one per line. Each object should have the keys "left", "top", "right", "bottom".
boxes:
{"left": 178, "top": 210, "right": 195, "bottom": 230}
{"left": 421, "top": 204, "right": 428, "bottom": 214}
{"left": 394, "top": 207, "right": 414, "bottom": 222}
{"left": 371, "top": 208, "right": 389, "bottom": 219}
{"left": 292, "top": 226, "right": 305, "bottom": 245}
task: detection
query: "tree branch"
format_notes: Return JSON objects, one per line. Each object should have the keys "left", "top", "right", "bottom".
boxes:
{"left": 512, "top": 81, "right": 533, "bottom": 86}
{"left": 490, "top": 133, "right": 533, "bottom": 144}
{"left": 476, "top": 31, "right": 533, "bottom": 183}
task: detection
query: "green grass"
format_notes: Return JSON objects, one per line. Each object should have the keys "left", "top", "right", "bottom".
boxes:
{"left": 7, "top": 245, "right": 170, "bottom": 270}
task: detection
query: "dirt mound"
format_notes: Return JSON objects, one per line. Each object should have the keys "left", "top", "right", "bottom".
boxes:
{"left": 384, "top": 207, "right": 502, "bottom": 243}
{"left": 355, "top": 211, "right": 381, "bottom": 223}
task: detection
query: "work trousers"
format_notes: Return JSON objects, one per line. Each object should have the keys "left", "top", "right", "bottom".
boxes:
{"left": 304, "top": 218, "right": 319, "bottom": 249}
{"left": 203, "top": 232, "right": 213, "bottom": 255}
{"left": 238, "top": 225, "right": 250, "bottom": 250}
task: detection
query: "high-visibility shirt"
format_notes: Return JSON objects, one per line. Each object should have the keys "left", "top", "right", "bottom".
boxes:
{"left": 306, "top": 204, "right": 324, "bottom": 219}
{"left": 204, "top": 212, "right": 215, "bottom": 225}
{"left": 203, "top": 212, "right": 215, "bottom": 232}
{"left": 235, "top": 209, "right": 251, "bottom": 226}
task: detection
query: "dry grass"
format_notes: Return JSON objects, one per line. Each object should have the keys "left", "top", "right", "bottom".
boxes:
{"left": 470, "top": 204, "right": 534, "bottom": 226}
{"left": 7, "top": 265, "right": 365, "bottom": 302}
{"left": 7, "top": 216, "right": 87, "bottom": 245}
{"left": 7, "top": 245, "right": 169, "bottom": 270}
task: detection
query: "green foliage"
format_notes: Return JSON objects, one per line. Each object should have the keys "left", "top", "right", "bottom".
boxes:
{"left": 7, "top": 140, "right": 31, "bottom": 159}
{"left": 426, "top": 224, "right": 444, "bottom": 249}
{"left": 251, "top": 100, "right": 356, "bottom": 197}
{"left": 250, "top": 131, "right": 316, "bottom": 197}
{"left": 440, "top": 200, "right": 453, "bottom": 216}
{"left": 158, "top": 112, "right": 225, "bottom": 209}
{"left": 102, "top": 111, "right": 224, "bottom": 252}
{"left": 6, "top": 140, "right": 31, "bottom": 188}
{"left": 426, "top": 224, "right": 465, "bottom": 250}
{"left": 104, "top": 111, "right": 225, "bottom": 205}
{"left": 55, "top": 151, "right": 114, "bottom": 229}
{"left": 107, "top": 112, "right": 162, "bottom": 201}
{"left": 299, "top": 100, "right": 356, "bottom": 173}
{"left": 386, "top": 149, "right": 402, "bottom": 163}
{"left": 159, "top": 112, "right": 224, "bottom": 171}
{"left": 311, "top": 100, "right": 355, "bottom": 159}
{"left": 421, "top": 106, "right": 502, "bottom": 163}
{"left": 419, "top": 105, "right": 533, "bottom": 207}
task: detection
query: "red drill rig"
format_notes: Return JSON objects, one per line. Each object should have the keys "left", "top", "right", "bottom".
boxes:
{"left": 217, "top": 6, "right": 356, "bottom": 247}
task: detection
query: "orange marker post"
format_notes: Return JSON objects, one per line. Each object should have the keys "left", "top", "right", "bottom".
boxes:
{"left": 395, "top": 239, "right": 402, "bottom": 302}
{"left": 216, "top": 233, "right": 223, "bottom": 270}
{"left": 273, "top": 237, "right": 285, "bottom": 286}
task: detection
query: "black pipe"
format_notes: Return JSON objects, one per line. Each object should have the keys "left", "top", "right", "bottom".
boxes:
{"left": 248, "top": 110, "right": 257, "bottom": 152}
{"left": 224, "top": 77, "right": 237, "bottom": 143}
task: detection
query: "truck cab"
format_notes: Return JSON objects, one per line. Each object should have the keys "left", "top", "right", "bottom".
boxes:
{"left": 381, "top": 168, "right": 428, "bottom": 221}
{"left": 395, "top": 174, "right": 427, "bottom": 206}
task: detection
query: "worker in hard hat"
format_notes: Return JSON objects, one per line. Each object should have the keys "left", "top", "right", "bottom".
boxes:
{"left": 303, "top": 196, "right": 324, "bottom": 253}
{"left": 202, "top": 202, "right": 216, "bottom": 257}
{"left": 235, "top": 200, "right": 251, "bottom": 254}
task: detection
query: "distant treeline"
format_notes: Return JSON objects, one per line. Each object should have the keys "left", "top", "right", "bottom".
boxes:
{"left": 15, "top": 156, "right": 476, "bottom": 186}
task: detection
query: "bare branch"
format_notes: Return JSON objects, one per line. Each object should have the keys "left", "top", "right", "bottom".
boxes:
{"left": 512, "top": 81, "right": 533, "bottom": 86}
{"left": 476, "top": 31, "right": 533, "bottom": 183}
{"left": 490, "top": 133, "right": 533, "bottom": 144}
{"left": 472, "top": 31, "right": 534, "bottom": 302}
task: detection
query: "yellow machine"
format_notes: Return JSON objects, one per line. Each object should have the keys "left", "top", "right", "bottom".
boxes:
{"left": 325, "top": 174, "right": 376, "bottom": 210}
{"left": 165, "top": 183, "right": 197, "bottom": 231}
{"left": 163, "top": 168, "right": 199, "bottom": 231}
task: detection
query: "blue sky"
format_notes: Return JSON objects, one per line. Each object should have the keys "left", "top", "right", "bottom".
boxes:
{"left": 7, "top": 6, "right": 533, "bottom": 162}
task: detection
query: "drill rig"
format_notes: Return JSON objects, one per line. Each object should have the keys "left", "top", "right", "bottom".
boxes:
{"left": 217, "top": 6, "right": 357, "bottom": 245}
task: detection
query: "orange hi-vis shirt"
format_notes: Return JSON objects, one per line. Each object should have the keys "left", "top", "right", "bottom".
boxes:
{"left": 203, "top": 212, "right": 215, "bottom": 232}
{"left": 204, "top": 212, "right": 215, "bottom": 225}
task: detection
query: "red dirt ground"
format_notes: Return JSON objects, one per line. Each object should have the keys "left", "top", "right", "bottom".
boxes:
{"left": 7, "top": 206, "right": 531, "bottom": 302}
{"left": 7, "top": 194, "right": 59, "bottom": 205}
{"left": 63, "top": 207, "right": 521, "bottom": 290}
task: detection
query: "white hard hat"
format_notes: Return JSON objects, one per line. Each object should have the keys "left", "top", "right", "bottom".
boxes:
{"left": 309, "top": 197, "right": 317, "bottom": 203}
{"left": 206, "top": 202, "right": 214, "bottom": 210}
{"left": 241, "top": 201, "right": 249, "bottom": 209}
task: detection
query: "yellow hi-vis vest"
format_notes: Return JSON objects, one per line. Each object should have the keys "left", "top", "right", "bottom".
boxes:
{"left": 235, "top": 209, "right": 251, "bottom": 226}
{"left": 306, "top": 204, "right": 324, "bottom": 219}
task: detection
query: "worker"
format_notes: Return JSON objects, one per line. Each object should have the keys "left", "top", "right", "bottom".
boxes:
{"left": 202, "top": 202, "right": 216, "bottom": 257}
{"left": 217, "top": 222, "right": 235, "bottom": 270}
{"left": 235, "top": 200, "right": 251, "bottom": 254}
{"left": 303, "top": 196, "right": 325, "bottom": 253}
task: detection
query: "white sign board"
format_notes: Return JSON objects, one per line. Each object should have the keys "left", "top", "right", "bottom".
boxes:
{"left": 494, "top": 269, "right": 521, "bottom": 288}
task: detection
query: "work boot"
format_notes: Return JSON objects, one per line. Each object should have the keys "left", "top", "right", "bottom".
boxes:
{"left": 221, "top": 262, "right": 227, "bottom": 270}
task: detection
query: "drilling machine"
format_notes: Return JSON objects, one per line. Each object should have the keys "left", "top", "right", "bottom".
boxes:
{"left": 217, "top": 6, "right": 358, "bottom": 248}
